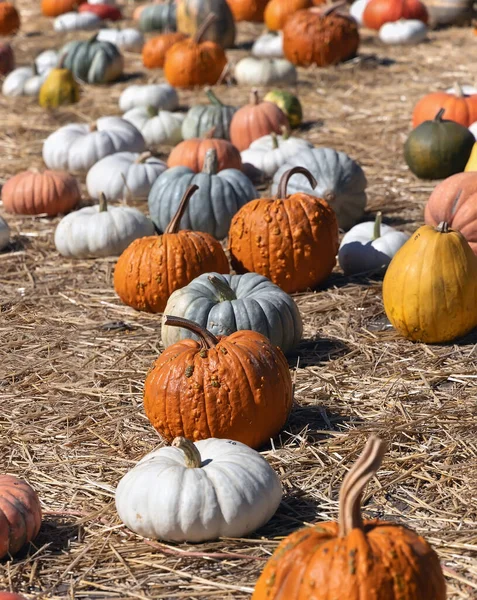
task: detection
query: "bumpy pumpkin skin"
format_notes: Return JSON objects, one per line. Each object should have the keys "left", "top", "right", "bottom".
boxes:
{"left": 168, "top": 137, "right": 242, "bottom": 172}
{"left": 227, "top": 0, "right": 269, "bottom": 22}
{"left": 363, "top": 0, "right": 428, "bottom": 29}
{"left": 142, "top": 32, "right": 188, "bottom": 69}
{"left": 144, "top": 329, "right": 293, "bottom": 449}
{"left": 264, "top": 0, "right": 312, "bottom": 31}
{"left": 412, "top": 87, "right": 477, "bottom": 128}
{"left": 383, "top": 223, "right": 477, "bottom": 343}
{"left": 164, "top": 38, "right": 227, "bottom": 88}
{"left": 39, "top": 68, "right": 80, "bottom": 108}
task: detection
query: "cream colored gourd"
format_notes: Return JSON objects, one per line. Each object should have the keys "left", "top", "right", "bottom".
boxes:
{"left": 252, "top": 32, "right": 284, "bottom": 58}
{"left": 122, "top": 107, "right": 184, "bottom": 146}
{"left": 54, "top": 11, "right": 101, "bottom": 31}
{"left": 241, "top": 131, "right": 312, "bottom": 177}
{"left": 234, "top": 57, "right": 296, "bottom": 86}
{"left": 0, "top": 216, "right": 10, "bottom": 251}
{"left": 119, "top": 83, "right": 179, "bottom": 112}
{"left": 378, "top": 19, "right": 428, "bottom": 45}
{"left": 97, "top": 28, "right": 145, "bottom": 52}
{"left": 115, "top": 437, "right": 282, "bottom": 542}
{"left": 2, "top": 66, "right": 51, "bottom": 97}
{"left": 35, "top": 49, "right": 59, "bottom": 74}
{"left": 350, "top": 0, "right": 371, "bottom": 24}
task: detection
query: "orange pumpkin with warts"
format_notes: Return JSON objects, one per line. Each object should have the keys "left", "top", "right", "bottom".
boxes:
{"left": 114, "top": 185, "right": 229, "bottom": 313}
{"left": 168, "top": 129, "right": 242, "bottom": 172}
{"left": 226, "top": 0, "right": 269, "bottom": 22}
{"left": 144, "top": 316, "right": 293, "bottom": 449}
{"left": 142, "top": 32, "right": 188, "bottom": 69}
{"left": 228, "top": 166, "right": 339, "bottom": 294}
{"left": 252, "top": 436, "right": 446, "bottom": 600}
{"left": 0, "top": 3, "right": 20, "bottom": 35}
{"left": 363, "top": 0, "right": 428, "bottom": 29}
{"left": 412, "top": 83, "right": 477, "bottom": 128}
{"left": 264, "top": 0, "right": 312, "bottom": 31}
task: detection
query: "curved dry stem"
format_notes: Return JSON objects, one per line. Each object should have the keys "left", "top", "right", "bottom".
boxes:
{"left": 165, "top": 185, "right": 199, "bottom": 234}
{"left": 276, "top": 167, "right": 317, "bottom": 200}
{"left": 164, "top": 316, "right": 220, "bottom": 349}
{"left": 172, "top": 437, "right": 202, "bottom": 468}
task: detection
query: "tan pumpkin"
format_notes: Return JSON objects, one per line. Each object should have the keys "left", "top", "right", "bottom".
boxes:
{"left": 168, "top": 129, "right": 242, "bottom": 172}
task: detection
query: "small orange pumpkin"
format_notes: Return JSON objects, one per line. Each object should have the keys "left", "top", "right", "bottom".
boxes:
{"left": 41, "top": 0, "right": 81, "bottom": 16}
{"left": 164, "top": 14, "right": 227, "bottom": 88}
{"left": 0, "top": 594, "right": 28, "bottom": 600}
{"left": 114, "top": 185, "right": 229, "bottom": 313}
{"left": 363, "top": 0, "right": 428, "bottom": 29}
{"left": 0, "top": 2, "right": 20, "bottom": 35}
{"left": 226, "top": 0, "right": 270, "bottom": 22}
{"left": 228, "top": 166, "right": 339, "bottom": 294}
{"left": 168, "top": 129, "right": 242, "bottom": 172}
{"left": 2, "top": 170, "right": 81, "bottom": 216}
{"left": 412, "top": 83, "right": 477, "bottom": 128}
{"left": 264, "top": 0, "right": 312, "bottom": 31}
{"left": 142, "top": 32, "right": 188, "bottom": 69}
{"left": 0, "top": 475, "right": 42, "bottom": 559}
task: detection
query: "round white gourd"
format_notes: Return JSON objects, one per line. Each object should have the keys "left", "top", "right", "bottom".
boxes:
{"left": 252, "top": 32, "right": 284, "bottom": 59}
{"left": 378, "top": 20, "right": 428, "bottom": 45}
{"left": 119, "top": 84, "right": 179, "bottom": 112}
{"left": 350, "top": 0, "right": 371, "bottom": 25}
{"left": 122, "top": 107, "right": 184, "bottom": 146}
{"left": 0, "top": 216, "right": 10, "bottom": 251}
{"left": 54, "top": 12, "right": 101, "bottom": 32}
{"left": 234, "top": 57, "right": 296, "bottom": 86}
{"left": 115, "top": 437, "right": 282, "bottom": 543}
{"left": 241, "top": 132, "right": 313, "bottom": 177}
{"left": 338, "top": 213, "right": 410, "bottom": 275}
{"left": 35, "top": 50, "right": 59, "bottom": 74}
{"left": 2, "top": 66, "right": 51, "bottom": 97}
{"left": 86, "top": 151, "right": 167, "bottom": 201}
{"left": 97, "top": 28, "right": 145, "bottom": 53}
{"left": 54, "top": 194, "right": 155, "bottom": 258}
{"left": 43, "top": 117, "right": 146, "bottom": 172}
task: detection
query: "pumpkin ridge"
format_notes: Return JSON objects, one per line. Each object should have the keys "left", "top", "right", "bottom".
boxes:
{"left": 0, "top": 491, "right": 28, "bottom": 553}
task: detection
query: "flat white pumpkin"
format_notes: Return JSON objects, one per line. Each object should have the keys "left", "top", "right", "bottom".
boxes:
{"left": 122, "top": 106, "right": 184, "bottom": 146}
{"left": 35, "top": 50, "right": 59, "bottom": 74}
{"left": 379, "top": 19, "right": 428, "bottom": 45}
{"left": 54, "top": 11, "right": 101, "bottom": 32}
{"left": 2, "top": 66, "right": 51, "bottom": 97}
{"left": 115, "top": 437, "right": 282, "bottom": 542}
{"left": 119, "top": 83, "right": 179, "bottom": 112}
{"left": 338, "top": 212, "right": 410, "bottom": 275}
{"left": 97, "top": 28, "right": 145, "bottom": 53}
{"left": 252, "top": 32, "right": 284, "bottom": 59}
{"left": 54, "top": 194, "right": 155, "bottom": 258}
{"left": 241, "top": 132, "right": 312, "bottom": 177}
{"left": 350, "top": 0, "right": 371, "bottom": 25}
{"left": 234, "top": 57, "right": 297, "bottom": 86}
{"left": 0, "top": 216, "right": 10, "bottom": 251}
{"left": 446, "top": 84, "right": 477, "bottom": 96}
{"left": 86, "top": 151, "right": 167, "bottom": 201}
{"left": 42, "top": 117, "right": 146, "bottom": 172}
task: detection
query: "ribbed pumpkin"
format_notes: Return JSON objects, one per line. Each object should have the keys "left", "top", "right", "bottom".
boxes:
{"left": 182, "top": 88, "right": 237, "bottom": 141}
{"left": 41, "top": 0, "right": 80, "bottom": 17}
{"left": 252, "top": 436, "right": 446, "bottom": 600}
{"left": 0, "top": 475, "right": 42, "bottom": 559}
{"left": 383, "top": 222, "right": 477, "bottom": 343}
{"left": 264, "top": 0, "right": 312, "bottom": 31}
{"left": 424, "top": 172, "right": 477, "bottom": 255}
{"left": 283, "top": 4, "right": 360, "bottom": 68}
{"left": 59, "top": 35, "right": 124, "bottom": 85}
{"left": 176, "top": 0, "right": 236, "bottom": 48}
{"left": 228, "top": 166, "right": 339, "bottom": 294}
{"left": 363, "top": 0, "right": 428, "bottom": 29}
{"left": 164, "top": 15, "right": 227, "bottom": 88}
{"left": 144, "top": 316, "right": 293, "bottom": 449}
{"left": 412, "top": 83, "right": 477, "bottom": 128}
{"left": 2, "top": 170, "right": 81, "bottom": 216}
{"left": 38, "top": 62, "right": 80, "bottom": 108}
{"left": 0, "top": 42, "right": 14, "bottom": 76}
{"left": 139, "top": 0, "right": 177, "bottom": 32}
{"left": 226, "top": 0, "right": 269, "bottom": 22}
{"left": 114, "top": 185, "right": 229, "bottom": 313}
{"left": 168, "top": 129, "right": 242, "bottom": 172}
{"left": 230, "top": 89, "right": 289, "bottom": 152}
{"left": 142, "top": 32, "right": 188, "bottom": 69}
{"left": 0, "top": 3, "right": 20, "bottom": 35}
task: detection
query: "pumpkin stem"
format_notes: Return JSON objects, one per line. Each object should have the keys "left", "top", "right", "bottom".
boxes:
{"left": 98, "top": 192, "right": 108, "bottom": 212}
{"left": 165, "top": 185, "right": 199, "bottom": 234}
{"left": 436, "top": 222, "right": 450, "bottom": 233}
{"left": 270, "top": 132, "right": 279, "bottom": 149}
{"left": 251, "top": 88, "right": 260, "bottom": 106}
{"left": 164, "top": 316, "right": 220, "bottom": 349}
{"left": 203, "top": 126, "right": 217, "bottom": 139}
{"left": 88, "top": 33, "right": 99, "bottom": 44}
{"left": 281, "top": 125, "right": 290, "bottom": 141}
{"left": 193, "top": 14, "right": 217, "bottom": 44}
{"left": 208, "top": 274, "right": 237, "bottom": 301}
{"left": 454, "top": 82, "right": 464, "bottom": 98}
{"left": 276, "top": 167, "right": 317, "bottom": 200}
{"left": 338, "top": 436, "right": 387, "bottom": 538}
{"left": 57, "top": 53, "right": 67, "bottom": 69}
{"left": 320, "top": 0, "right": 347, "bottom": 16}
{"left": 135, "top": 151, "right": 152, "bottom": 164}
{"left": 90, "top": 122, "right": 98, "bottom": 132}
{"left": 373, "top": 212, "right": 382, "bottom": 240}
{"left": 146, "top": 105, "right": 157, "bottom": 119}
{"left": 202, "top": 149, "right": 219, "bottom": 175}
{"left": 172, "top": 437, "right": 202, "bottom": 468}
{"left": 205, "top": 87, "right": 223, "bottom": 107}
{"left": 434, "top": 108, "right": 446, "bottom": 122}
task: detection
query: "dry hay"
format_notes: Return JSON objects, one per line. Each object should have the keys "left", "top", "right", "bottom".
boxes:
{"left": 0, "top": 2, "right": 477, "bottom": 598}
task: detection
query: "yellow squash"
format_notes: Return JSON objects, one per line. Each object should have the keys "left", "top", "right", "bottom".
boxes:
{"left": 465, "top": 143, "right": 477, "bottom": 171}
{"left": 383, "top": 222, "right": 477, "bottom": 343}
{"left": 39, "top": 67, "right": 80, "bottom": 108}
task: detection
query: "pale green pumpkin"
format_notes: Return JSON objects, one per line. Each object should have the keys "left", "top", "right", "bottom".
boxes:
{"left": 59, "top": 36, "right": 123, "bottom": 85}
{"left": 182, "top": 89, "right": 237, "bottom": 141}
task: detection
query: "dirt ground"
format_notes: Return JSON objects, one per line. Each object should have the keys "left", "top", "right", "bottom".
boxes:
{"left": 0, "top": 2, "right": 476, "bottom": 598}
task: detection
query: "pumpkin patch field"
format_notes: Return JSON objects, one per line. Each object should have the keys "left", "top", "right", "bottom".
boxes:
{"left": 1, "top": 1, "right": 477, "bottom": 598}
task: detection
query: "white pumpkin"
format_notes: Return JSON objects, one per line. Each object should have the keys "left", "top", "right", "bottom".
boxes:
{"left": 54, "top": 11, "right": 101, "bottom": 32}
{"left": 2, "top": 66, "right": 51, "bottom": 97}
{"left": 234, "top": 57, "right": 297, "bottom": 86}
{"left": 97, "top": 28, "right": 145, "bottom": 53}
{"left": 119, "top": 84, "right": 179, "bottom": 113}
{"left": 350, "top": 0, "right": 371, "bottom": 25}
{"left": 54, "top": 194, "right": 155, "bottom": 258}
{"left": 35, "top": 50, "right": 59, "bottom": 74}
{"left": 86, "top": 151, "right": 167, "bottom": 201}
{"left": 378, "top": 19, "right": 428, "bottom": 45}
{"left": 338, "top": 212, "right": 410, "bottom": 275}
{"left": 252, "top": 32, "right": 284, "bottom": 59}
{"left": 241, "top": 132, "right": 313, "bottom": 177}
{"left": 115, "top": 437, "right": 282, "bottom": 543}
{"left": 446, "top": 84, "right": 477, "bottom": 96}
{"left": 122, "top": 107, "right": 184, "bottom": 146}
{"left": 43, "top": 117, "right": 146, "bottom": 173}
{"left": 0, "top": 216, "right": 10, "bottom": 251}
{"left": 87, "top": 0, "right": 116, "bottom": 4}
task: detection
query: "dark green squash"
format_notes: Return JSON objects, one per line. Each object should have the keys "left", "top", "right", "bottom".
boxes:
{"left": 139, "top": 1, "right": 177, "bottom": 33}
{"left": 59, "top": 36, "right": 123, "bottom": 85}
{"left": 404, "top": 109, "right": 475, "bottom": 180}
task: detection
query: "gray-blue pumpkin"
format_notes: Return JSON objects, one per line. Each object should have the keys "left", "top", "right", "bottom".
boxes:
{"left": 161, "top": 271, "right": 303, "bottom": 354}
{"left": 148, "top": 148, "right": 257, "bottom": 240}
{"left": 59, "top": 36, "right": 123, "bottom": 84}
{"left": 182, "top": 88, "right": 237, "bottom": 141}
{"left": 139, "top": 2, "right": 177, "bottom": 32}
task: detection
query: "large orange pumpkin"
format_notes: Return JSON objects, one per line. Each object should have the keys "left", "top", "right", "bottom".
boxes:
{"left": 164, "top": 14, "right": 227, "bottom": 88}
{"left": 363, "top": 0, "right": 428, "bottom": 29}
{"left": 226, "top": 0, "right": 270, "bottom": 22}
{"left": 252, "top": 436, "right": 446, "bottom": 600}
{"left": 0, "top": 3, "right": 20, "bottom": 35}
{"left": 144, "top": 316, "right": 293, "bottom": 449}
{"left": 142, "top": 32, "right": 188, "bottom": 69}
{"left": 412, "top": 84, "right": 477, "bottom": 128}
{"left": 168, "top": 129, "right": 242, "bottom": 172}
{"left": 41, "top": 0, "right": 81, "bottom": 17}
{"left": 264, "top": 0, "right": 312, "bottom": 31}
{"left": 229, "top": 89, "right": 289, "bottom": 152}
{"left": 0, "top": 475, "right": 42, "bottom": 559}
{"left": 228, "top": 166, "right": 339, "bottom": 294}
{"left": 114, "top": 185, "right": 229, "bottom": 313}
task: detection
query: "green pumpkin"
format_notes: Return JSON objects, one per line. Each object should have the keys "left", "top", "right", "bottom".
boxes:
{"left": 139, "top": 2, "right": 177, "bottom": 32}
{"left": 182, "top": 89, "right": 237, "bottom": 141}
{"left": 264, "top": 90, "right": 302, "bottom": 128}
{"left": 404, "top": 109, "right": 475, "bottom": 180}
{"left": 59, "top": 36, "right": 123, "bottom": 85}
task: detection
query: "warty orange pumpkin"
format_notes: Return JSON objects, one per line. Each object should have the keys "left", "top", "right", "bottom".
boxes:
{"left": 412, "top": 83, "right": 477, "bottom": 128}
{"left": 142, "top": 32, "right": 188, "bottom": 69}
{"left": 167, "top": 128, "right": 242, "bottom": 172}
{"left": 144, "top": 315, "right": 293, "bottom": 449}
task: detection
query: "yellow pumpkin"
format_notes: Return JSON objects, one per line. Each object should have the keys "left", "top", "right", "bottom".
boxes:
{"left": 39, "top": 67, "right": 80, "bottom": 108}
{"left": 465, "top": 143, "right": 477, "bottom": 171}
{"left": 383, "top": 222, "right": 477, "bottom": 343}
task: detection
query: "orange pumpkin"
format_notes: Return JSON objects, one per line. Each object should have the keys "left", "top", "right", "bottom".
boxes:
{"left": 283, "top": 4, "right": 360, "bottom": 67}
{"left": 2, "top": 170, "right": 81, "bottom": 216}
{"left": 164, "top": 14, "right": 227, "bottom": 88}
{"left": 0, "top": 475, "right": 42, "bottom": 559}
{"left": 363, "top": 0, "right": 428, "bottom": 29}
{"left": 0, "top": 594, "right": 28, "bottom": 600}
{"left": 226, "top": 0, "right": 269, "bottom": 22}
{"left": 264, "top": 0, "right": 312, "bottom": 31}
{"left": 0, "top": 3, "right": 20, "bottom": 35}
{"left": 229, "top": 89, "right": 289, "bottom": 152}
{"left": 228, "top": 166, "right": 339, "bottom": 294}
{"left": 252, "top": 436, "right": 446, "bottom": 600}
{"left": 144, "top": 316, "right": 293, "bottom": 449}
{"left": 41, "top": 0, "right": 81, "bottom": 16}
{"left": 114, "top": 185, "right": 229, "bottom": 313}
{"left": 412, "top": 84, "right": 477, "bottom": 128}
{"left": 168, "top": 129, "right": 242, "bottom": 172}
{"left": 142, "top": 32, "right": 188, "bottom": 69}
